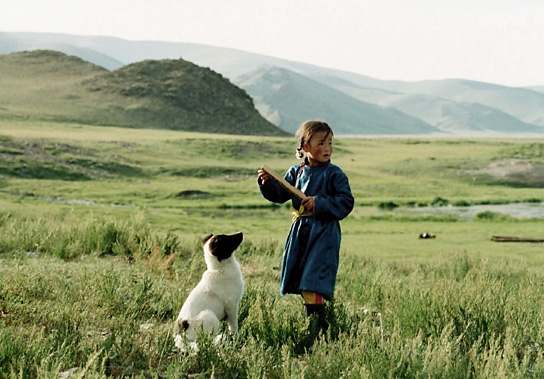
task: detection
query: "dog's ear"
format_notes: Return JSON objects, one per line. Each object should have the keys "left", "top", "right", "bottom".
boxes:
{"left": 202, "top": 234, "right": 214, "bottom": 246}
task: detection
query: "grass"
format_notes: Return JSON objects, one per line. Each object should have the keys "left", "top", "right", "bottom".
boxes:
{"left": 3, "top": 120, "right": 544, "bottom": 377}
{"left": 2, "top": 230, "right": 544, "bottom": 378}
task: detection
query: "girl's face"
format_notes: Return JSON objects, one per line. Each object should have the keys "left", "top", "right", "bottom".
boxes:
{"left": 303, "top": 131, "right": 333, "bottom": 166}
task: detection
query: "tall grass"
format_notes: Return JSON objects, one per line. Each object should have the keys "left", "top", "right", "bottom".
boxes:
{"left": 1, "top": 213, "right": 544, "bottom": 378}
{"left": 0, "top": 211, "right": 182, "bottom": 260}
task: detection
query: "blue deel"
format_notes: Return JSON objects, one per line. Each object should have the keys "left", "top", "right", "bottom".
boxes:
{"left": 259, "top": 160, "right": 354, "bottom": 300}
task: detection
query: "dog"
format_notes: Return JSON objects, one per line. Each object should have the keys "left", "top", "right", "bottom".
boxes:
{"left": 173, "top": 232, "right": 244, "bottom": 351}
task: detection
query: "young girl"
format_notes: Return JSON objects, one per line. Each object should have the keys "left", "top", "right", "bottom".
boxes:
{"left": 257, "top": 120, "right": 354, "bottom": 345}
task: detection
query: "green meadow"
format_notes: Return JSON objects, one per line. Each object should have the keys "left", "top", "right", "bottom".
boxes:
{"left": 2, "top": 119, "right": 544, "bottom": 378}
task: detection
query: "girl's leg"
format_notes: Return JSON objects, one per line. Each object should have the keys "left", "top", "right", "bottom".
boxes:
{"left": 301, "top": 291, "right": 328, "bottom": 330}
{"left": 301, "top": 291, "right": 323, "bottom": 305}
{"left": 295, "top": 291, "right": 329, "bottom": 353}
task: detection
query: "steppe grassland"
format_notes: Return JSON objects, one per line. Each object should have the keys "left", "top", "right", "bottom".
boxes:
{"left": 2, "top": 120, "right": 544, "bottom": 259}
{"left": 2, "top": 120, "right": 544, "bottom": 377}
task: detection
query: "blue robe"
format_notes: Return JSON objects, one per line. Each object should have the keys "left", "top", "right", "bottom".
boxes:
{"left": 259, "top": 160, "right": 354, "bottom": 300}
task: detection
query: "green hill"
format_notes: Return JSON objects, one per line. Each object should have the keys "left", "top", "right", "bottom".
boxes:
{"left": 0, "top": 50, "right": 288, "bottom": 136}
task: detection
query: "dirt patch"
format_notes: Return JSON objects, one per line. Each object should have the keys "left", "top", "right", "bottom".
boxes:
{"left": 468, "top": 159, "right": 544, "bottom": 187}
{"left": 175, "top": 190, "right": 211, "bottom": 198}
{"left": 471, "top": 159, "right": 531, "bottom": 177}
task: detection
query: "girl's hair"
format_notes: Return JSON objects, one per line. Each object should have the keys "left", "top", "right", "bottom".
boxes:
{"left": 295, "top": 120, "right": 334, "bottom": 159}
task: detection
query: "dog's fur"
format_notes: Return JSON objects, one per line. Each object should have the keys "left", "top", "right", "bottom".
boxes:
{"left": 173, "top": 232, "right": 244, "bottom": 350}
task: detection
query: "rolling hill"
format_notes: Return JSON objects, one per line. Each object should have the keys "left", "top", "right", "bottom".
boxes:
{"left": 0, "top": 50, "right": 287, "bottom": 136}
{"left": 3, "top": 31, "right": 544, "bottom": 135}
{"left": 305, "top": 71, "right": 544, "bottom": 133}
{"left": 236, "top": 66, "right": 438, "bottom": 135}
{"left": 313, "top": 78, "right": 543, "bottom": 133}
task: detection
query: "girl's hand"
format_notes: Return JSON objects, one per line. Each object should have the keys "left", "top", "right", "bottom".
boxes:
{"left": 301, "top": 196, "right": 315, "bottom": 212}
{"left": 257, "top": 169, "right": 269, "bottom": 185}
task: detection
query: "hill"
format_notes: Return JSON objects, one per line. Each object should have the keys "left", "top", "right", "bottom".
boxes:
{"left": 236, "top": 66, "right": 438, "bottom": 135}
{"left": 528, "top": 86, "right": 544, "bottom": 94}
{"left": 305, "top": 72, "right": 544, "bottom": 133}
{"left": 312, "top": 77, "right": 543, "bottom": 133}
{"left": 0, "top": 50, "right": 287, "bottom": 136}
{"left": 3, "top": 32, "right": 544, "bottom": 135}
{"left": 0, "top": 32, "right": 124, "bottom": 70}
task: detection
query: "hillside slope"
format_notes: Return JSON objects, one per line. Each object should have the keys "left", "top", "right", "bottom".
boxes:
{"left": 380, "top": 79, "right": 544, "bottom": 127}
{"left": 0, "top": 50, "right": 287, "bottom": 136}
{"left": 236, "top": 66, "right": 439, "bottom": 135}
{"left": 308, "top": 71, "right": 544, "bottom": 130}
{"left": 322, "top": 80, "right": 543, "bottom": 133}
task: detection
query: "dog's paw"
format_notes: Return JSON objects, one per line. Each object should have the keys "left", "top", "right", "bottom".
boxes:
{"left": 174, "top": 334, "right": 199, "bottom": 354}
{"left": 214, "top": 333, "right": 225, "bottom": 345}
{"left": 174, "top": 334, "right": 184, "bottom": 350}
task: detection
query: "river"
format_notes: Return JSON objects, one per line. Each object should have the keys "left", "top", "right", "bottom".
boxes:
{"left": 398, "top": 203, "right": 544, "bottom": 220}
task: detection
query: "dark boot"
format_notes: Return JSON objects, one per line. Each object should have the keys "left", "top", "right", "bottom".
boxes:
{"left": 294, "top": 304, "right": 328, "bottom": 354}
{"left": 305, "top": 304, "right": 329, "bottom": 332}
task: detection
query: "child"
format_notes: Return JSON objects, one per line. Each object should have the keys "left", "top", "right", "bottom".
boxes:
{"left": 257, "top": 120, "right": 354, "bottom": 349}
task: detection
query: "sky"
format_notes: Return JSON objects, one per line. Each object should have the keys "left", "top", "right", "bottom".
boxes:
{"left": 2, "top": 0, "right": 544, "bottom": 87}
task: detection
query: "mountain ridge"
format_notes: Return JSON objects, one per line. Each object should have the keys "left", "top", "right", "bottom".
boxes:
{"left": 236, "top": 66, "right": 439, "bottom": 135}
{"left": 2, "top": 32, "right": 544, "bottom": 135}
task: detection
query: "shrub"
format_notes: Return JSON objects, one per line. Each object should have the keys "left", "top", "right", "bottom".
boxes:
{"left": 474, "top": 211, "right": 517, "bottom": 222}
{"left": 378, "top": 201, "right": 399, "bottom": 210}
{"left": 430, "top": 196, "right": 449, "bottom": 206}
{"left": 453, "top": 200, "right": 471, "bottom": 206}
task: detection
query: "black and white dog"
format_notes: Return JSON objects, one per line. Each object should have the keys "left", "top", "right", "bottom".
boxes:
{"left": 174, "top": 232, "right": 244, "bottom": 350}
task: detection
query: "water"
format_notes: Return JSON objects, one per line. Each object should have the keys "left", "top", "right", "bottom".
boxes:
{"left": 397, "top": 203, "right": 544, "bottom": 220}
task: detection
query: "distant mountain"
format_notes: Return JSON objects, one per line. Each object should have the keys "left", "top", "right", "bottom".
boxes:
{"left": 528, "top": 86, "right": 544, "bottom": 94}
{"left": 1, "top": 32, "right": 320, "bottom": 77}
{"left": 378, "top": 79, "right": 544, "bottom": 127}
{"left": 0, "top": 32, "right": 123, "bottom": 70}
{"left": 310, "top": 77, "right": 543, "bottom": 133}
{"left": 235, "top": 66, "right": 439, "bottom": 135}
{"left": 0, "top": 50, "right": 287, "bottom": 136}
{"left": 3, "top": 32, "right": 544, "bottom": 135}
{"left": 305, "top": 72, "right": 544, "bottom": 132}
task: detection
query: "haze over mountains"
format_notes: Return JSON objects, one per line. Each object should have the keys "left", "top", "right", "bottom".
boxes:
{"left": 2, "top": 31, "right": 544, "bottom": 135}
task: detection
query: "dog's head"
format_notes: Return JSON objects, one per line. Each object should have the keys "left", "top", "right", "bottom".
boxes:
{"left": 202, "top": 232, "right": 243, "bottom": 262}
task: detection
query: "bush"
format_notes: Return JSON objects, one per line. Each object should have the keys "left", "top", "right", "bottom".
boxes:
{"left": 378, "top": 201, "right": 399, "bottom": 210}
{"left": 474, "top": 211, "right": 517, "bottom": 222}
{"left": 453, "top": 200, "right": 471, "bottom": 206}
{"left": 430, "top": 196, "right": 449, "bottom": 206}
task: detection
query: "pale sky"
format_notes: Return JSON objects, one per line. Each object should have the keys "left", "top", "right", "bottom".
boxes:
{"left": 2, "top": 0, "right": 544, "bottom": 87}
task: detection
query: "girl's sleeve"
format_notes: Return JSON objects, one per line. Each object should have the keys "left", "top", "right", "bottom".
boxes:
{"left": 313, "top": 168, "right": 354, "bottom": 221}
{"left": 258, "top": 167, "right": 295, "bottom": 204}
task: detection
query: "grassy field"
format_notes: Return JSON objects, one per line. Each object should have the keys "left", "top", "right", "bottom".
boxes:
{"left": 2, "top": 120, "right": 544, "bottom": 377}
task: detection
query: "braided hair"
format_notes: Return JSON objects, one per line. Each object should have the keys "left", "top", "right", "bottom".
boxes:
{"left": 295, "top": 120, "right": 334, "bottom": 159}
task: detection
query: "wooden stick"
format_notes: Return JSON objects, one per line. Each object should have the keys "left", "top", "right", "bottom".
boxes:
{"left": 261, "top": 165, "right": 306, "bottom": 201}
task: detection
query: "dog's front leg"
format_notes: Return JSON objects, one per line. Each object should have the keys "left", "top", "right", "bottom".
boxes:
{"left": 225, "top": 306, "right": 239, "bottom": 334}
